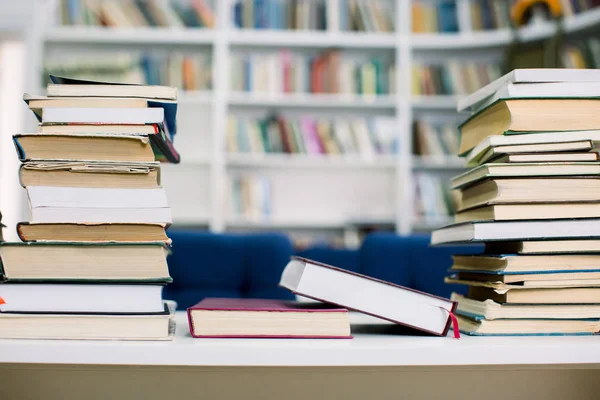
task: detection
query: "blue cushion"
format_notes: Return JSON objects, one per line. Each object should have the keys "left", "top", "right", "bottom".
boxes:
{"left": 296, "top": 246, "right": 361, "bottom": 273}
{"left": 359, "top": 232, "right": 412, "bottom": 287}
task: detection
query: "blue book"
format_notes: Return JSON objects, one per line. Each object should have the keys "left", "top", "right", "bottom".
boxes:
{"left": 244, "top": 57, "right": 252, "bottom": 92}
{"left": 255, "top": 0, "right": 266, "bottom": 29}
{"left": 438, "top": 1, "right": 459, "bottom": 33}
{"left": 233, "top": 1, "right": 243, "bottom": 27}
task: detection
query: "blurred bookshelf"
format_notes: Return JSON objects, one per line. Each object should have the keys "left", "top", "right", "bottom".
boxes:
{"left": 27, "top": 0, "right": 600, "bottom": 246}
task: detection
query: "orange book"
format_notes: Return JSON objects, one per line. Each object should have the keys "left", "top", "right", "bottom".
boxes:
{"left": 182, "top": 57, "right": 196, "bottom": 91}
{"left": 192, "top": 0, "right": 215, "bottom": 28}
{"left": 412, "top": 3, "right": 425, "bottom": 33}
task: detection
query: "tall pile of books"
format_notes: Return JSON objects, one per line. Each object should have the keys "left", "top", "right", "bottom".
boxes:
{"left": 432, "top": 68, "right": 600, "bottom": 336}
{"left": 0, "top": 75, "right": 180, "bottom": 340}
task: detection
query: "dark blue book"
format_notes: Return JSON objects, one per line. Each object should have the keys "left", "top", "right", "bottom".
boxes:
{"left": 438, "top": 1, "right": 459, "bottom": 33}
{"left": 480, "top": 0, "right": 493, "bottom": 30}
{"left": 233, "top": 1, "right": 243, "bottom": 27}
{"left": 255, "top": 0, "right": 267, "bottom": 28}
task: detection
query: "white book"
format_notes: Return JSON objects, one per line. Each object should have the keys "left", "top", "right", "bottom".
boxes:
{"left": 431, "top": 219, "right": 600, "bottom": 245}
{"left": 27, "top": 186, "right": 172, "bottom": 224}
{"left": 280, "top": 257, "right": 456, "bottom": 336}
{"left": 465, "top": 130, "right": 600, "bottom": 165}
{"left": 458, "top": 69, "right": 600, "bottom": 112}
{"left": 0, "top": 284, "right": 164, "bottom": 313}
{"left": 462, "top": 82, "right": 600, "bottom": 113}
{"left": 41, "top": 107, "right": 164, "bottom": 125}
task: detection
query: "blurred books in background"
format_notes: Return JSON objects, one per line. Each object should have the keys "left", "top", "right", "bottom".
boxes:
{"left": 413, "top": 120, "right": 460, "bottom": 158}
{"left": 231, "top": 50, "right": 394, "bottom": 96}
{"left": 44, "top": 53, "right": 212, "bottom": 91}
{"left": 339, "top": 0, "right": 395, "bottom": 32}
{"left": 469, "top": 0, "right": 510, "bottom": 31}
{"left": 561, "top": 0, "right": 600, "bottom": 15}
{"left": 412, "top": 61, "right": 503, "bottom": 96}
{"left": 414, "top": 173, "right": 456, "bottom": 225}
{"left": 233, "top": 0, "right": 327, "bottom": 30}
{"left": 58, "top": 0, "right": 215, "bottom": 28}
{"left": 229, "top": 175, "right": 272, "bottom": 221}
{"left": 412, "top": 0, "right": 458, "bottom": 33}
{"left": 227, "top": 115, "right": 397, "bottom": 156}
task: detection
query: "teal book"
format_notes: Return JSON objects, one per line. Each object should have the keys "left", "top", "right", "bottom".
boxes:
{"left": 0, "top": 242, "right": 171, "bottom": 283}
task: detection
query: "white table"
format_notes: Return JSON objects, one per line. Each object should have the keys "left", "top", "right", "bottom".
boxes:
{"left": 1, "top": 312, "right": 599, "bottom": 400}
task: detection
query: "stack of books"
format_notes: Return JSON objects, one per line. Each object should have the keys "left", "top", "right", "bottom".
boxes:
{"left": 227, "top": 114, "right": 397, "bottom": 156}
{"left": 231, "top": 50, "right": 394, "bottom": 96}
{"left": 0, "top": 75, "right": 181, "bottom": 340}
{"left": 432, "top": 68, "right": 600, "bottom": 336}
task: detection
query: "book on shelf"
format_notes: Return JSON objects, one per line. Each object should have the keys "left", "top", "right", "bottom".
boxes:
{"left": 0, "top": 242, "right": 170, "bottom": 282}
{"left": 561, "top": 0, "right": 600, "bottom": 16}
{"left": 233, "top": 0, "right": 327, "bottom": 30}
{"left": 58, "top": 0, "right": 215, "bottom": 28}
{"left": 44, "top": 53, "right": 212, "bottom": 93}
{"left": 1, "top": 75, "right": 180, "bottom": 341}
{"left": 187, "top": 298, "right": 351, "bottom": 338}
{"left": 280, "top": 256, "right": 459, "bottom": 337}
{"left": 341, "top": 0, "right": 395, "bottom": 32}
{"left": 412, "top": 0, "right": 458, "bottom": 33}
{"left": 412, "top": 61, "right": 502, "bottom": 96}
{"left": 470, "top": 0, "right": 510, "bottom": 31}
{"left": 413, "top": 173, "right": 456, "bottom": 223}
{"left": 231, "top": 49, "right": 394, "bottom": 96}
{"left": 413, "top": 120, "right": 460, "bottom": 157}
{"left": 229, "top": 175, "right": 272, "bottom": 220}
{"left": 227, "top": 114, "right": 397, "bottom": 157}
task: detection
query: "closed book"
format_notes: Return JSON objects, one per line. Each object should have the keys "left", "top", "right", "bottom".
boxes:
{"left": 493, "top": 152, "right": 600, "bottom": 163}
{"left": 456, "top": 203, "right": 600, "bottom": 222}
{"left": 450, "top": 254, "right": 600, "bottom": 274}
{"left": 19, "top": 161, "right": 161, "bottom": 189}
{"left": 26, "top": 186, "right": 172, "bottom": 225}
{"left": 452, "top": 270, "right": 600, "bottom": 284}
{"left": 0, "top": 242, "right": 170, "bottom": 282}
{"left": 0, "top": 308, "right": 174, "bottom": 340}
{"left": 280, "top": 257, "right": 458, "bottom": 337}
{"left": 458, "top": 68, "right": 600, "bottom": 113}
{"left": 459, "top": 99, "right": 600, "bottom": 155}
{"left": 47, "top": 74, "right": 177, "bottom": 100}
{"left": 40, "top": 107, "right": 164, "bottom": 125}
{"left": 187, "top": 298, "right": 351, "bottom": 338}
{"left": 14, "top": 133, "right": 156, "bottom": 163}
{"left": 468, "top": 285, "right": 600, "bottom": 304}
{"left": 484, "top": 240, "right": 600, "bottom": 254}
{"left": 452, "top": 293, "right": 600, "bottom": 320}
{"left": 431, "top": 219, "right": 600, "bottom": 245}
{"left": 0, "top": 281, "right": 166, "bottom": 313}
{"left": 456, "top": 314, "right": 600, "bottom": 336}
{"left": 475, "top": 140, "right": 597, "bottom": 166}
{"left": 451, "top": 163, "right": 600, "bottom": 189}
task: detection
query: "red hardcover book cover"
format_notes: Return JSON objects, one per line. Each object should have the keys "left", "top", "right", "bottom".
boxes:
{"left": 187, "top": 298, "right": 352, "bottom": 339}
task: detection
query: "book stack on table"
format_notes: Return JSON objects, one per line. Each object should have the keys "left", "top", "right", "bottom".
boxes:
{"left": 0, "top": 76, "right": 181, "bottom": 340}
{"left": 432, "top": 68, "right": 600, "bottom": 336}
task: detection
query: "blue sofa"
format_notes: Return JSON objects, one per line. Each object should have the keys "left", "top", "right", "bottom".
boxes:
{"left": 164, "top": 230, "right": 482, "bottom": 309}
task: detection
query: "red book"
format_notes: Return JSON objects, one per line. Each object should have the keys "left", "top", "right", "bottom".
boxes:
{"left": 187, "top": 298, "right": 351, "bottom": 338}
{"left": 280, "top": 257, "right": 460, "bottom": 338}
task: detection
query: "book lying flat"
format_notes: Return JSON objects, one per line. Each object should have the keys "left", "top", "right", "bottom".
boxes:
{"left": 453, "top": 270, "right": 600, "bottom": 284}
{"left": 446, "top": 276, "right": 600, "bottom": 290}
{"left": 27, "top": 186, "right": 172, "bottom": 224}
{"left": 451, "top": 254, "right": 600, "bottom": 274}
{"left": 431, "top": 219, "right": 600, "bottom": 245}
{"left": 0, "top": 242, "right": 170, "bottom": 282}
{"left": 39, "top": 124, "right": 157, "bottom": 134}
{"left": 459, "top": 99, "right": 600, "bottom": 155}
{"left": 473, "top": 140, "right": 598, "bottom": 166}
{"left": 456, "top": 314, "right": 600, "bottom": 336}
{"left": 0, "top": 282, "right": 166, "bottom": 313}
{"left": 468, "top": 286, "right": 600, "bottom": 304}
{"left": 40, "top": 107, "right": 165, "bottom": 125}
{"left": 19, "top": 161, "right": 161, "bottom": 189}
{"left": 452, "top": 293, "right": 600, "bottom": 320}
{"left": 457, "top": 68, "right": 600, "bottom": 112}
{"left": 465, "top": 130, "right": 600, "bottom": 166}
{"left": 14, "top": 134, "right": 156, "bottom": 163}
{"left": 17, "top": 222, "right": 169, "bottom": 244}
{"left": 187, "top": 298, "right": 351, "bottom": 338}
{"left": 456, "top": 203, "right": 600, "bottom": 222}
{"left": 0, "top": 308, "right": 174, "bottom": 340}
{"left": 457, "top": 178, "right": 600, "bottom": 211}
{"left": 485, "top": 240, "right": 600, "bottom": 254}
{"left": 452, "top": 163, "right": 600, "bottom": 189}
{"left": 493, "top": 153, "right": 600, "bottom": 163}
{"left": 47, "top": 74, "right": 177, "bottom": 101}
{"left": 280, "top": 257, "right": 458, "bottom": 337}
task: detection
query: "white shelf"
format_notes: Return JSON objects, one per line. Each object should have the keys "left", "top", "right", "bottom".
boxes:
{"left": 229, "top": 29, "right": 396, "bottom": 48}
{"left": 179, "top": 91, "right": 213, "bottom": 104}
{"left": 411, "top": 95, "right": 461, "bottom": 110}
{"left": 228, "top": 92, "right": 396, "bottom": 109}
{"left": 2, "top": 312, "right": 600, "bottom": 367}
{"left": 44, "top": 26, "right": 216, "bottom": 45}
{"left": 226, "top": 154, "right": 396, "bottom": 169}
{"left": 412, "top": 156, "right": 465, "bottom": 170}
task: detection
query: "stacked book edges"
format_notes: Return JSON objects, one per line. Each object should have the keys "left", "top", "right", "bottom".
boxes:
{"left": 0, "top": 74, "right": 181, "bottom": 341}
{"left": 432, "top": 68, "right": 600, "bottom": 336}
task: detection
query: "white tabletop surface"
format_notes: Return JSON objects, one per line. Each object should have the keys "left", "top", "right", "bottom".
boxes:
{"left": 0, "top": 311, "right": 599, "bottom": 367}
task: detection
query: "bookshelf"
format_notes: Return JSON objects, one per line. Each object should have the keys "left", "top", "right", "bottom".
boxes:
{"left": 22, "top": 0, "right": 600, "bottom": 243}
